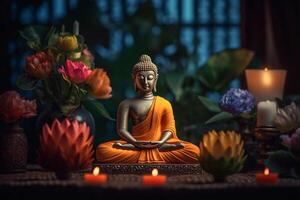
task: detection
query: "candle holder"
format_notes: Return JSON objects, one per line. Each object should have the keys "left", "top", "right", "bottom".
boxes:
{"left": 255, "top": 126, "right": 281, "bottom": 168}
{"left": 237, "top": 118, "right": 258, "bottom": 171}
{"left": 245, "top": 68, "right": 286, "bottom": 167}
{"left": 245, "top": 68, "right": 286, "bottom": 102}
{"left": 245, "top": 67, "right": 287, "bottom": 169}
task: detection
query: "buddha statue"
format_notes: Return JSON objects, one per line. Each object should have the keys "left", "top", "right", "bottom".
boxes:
{"left": 96, "top": 54, "right": 200, "bottom": 163}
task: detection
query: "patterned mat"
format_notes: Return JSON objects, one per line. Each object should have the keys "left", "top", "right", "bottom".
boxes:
{"left": 0, "top": 165, "right": 300, "bottom": 188}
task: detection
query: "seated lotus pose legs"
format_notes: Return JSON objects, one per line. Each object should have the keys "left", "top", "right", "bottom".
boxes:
{"left": 96, "top": 55, "right": 200, "bottom": 163}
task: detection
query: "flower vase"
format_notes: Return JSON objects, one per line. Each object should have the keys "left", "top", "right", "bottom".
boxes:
{"left": 0, "top": 122, "right": 28, "bottom": 172}
{"left": 35, "top": 104, "right": 95, "bottom": 135}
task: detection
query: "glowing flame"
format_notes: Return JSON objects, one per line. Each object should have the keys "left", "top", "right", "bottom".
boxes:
{"left": 152, "top": 168, "right": 158, "bottom": 176}
{"left": 93, "top": 167, "right": 100, "bottom": 176}
{"left": 262, "top": 68, "right": 271, "bottom": 86}
{"left": 264, "top": 168, "right": 270, "bottom": 176}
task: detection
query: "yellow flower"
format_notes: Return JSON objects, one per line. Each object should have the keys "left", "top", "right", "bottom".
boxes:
{"left": 199, "top": 130, "right": 246, "bottom": 180}
{"left": 56, "top": 35, "right": 78, "bottom": 51}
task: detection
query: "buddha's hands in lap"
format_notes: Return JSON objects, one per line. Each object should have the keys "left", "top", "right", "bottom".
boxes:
{"left": 113, "top": 142, "right": 136, "bottom": 150}
{"left": 113, "top": 141, "right": 154, "bottom": 150}
{"left": 113, "top": 141, "right": 184, "bottom": 151}
{"left": 133, "top": 140, "right": 166, "bottom": 149}
{"left": 157, "top": 142, "right": 185, "bottom": 152}
{"left": 137, "top": 141, "right": 185, "bottom": 151}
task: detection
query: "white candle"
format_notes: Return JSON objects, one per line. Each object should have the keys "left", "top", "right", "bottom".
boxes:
{"left": 257, "top": 100, "right": 277, "bottom": 127}
{"left": 73, "top": 20, "right": 79, "bottom": 36}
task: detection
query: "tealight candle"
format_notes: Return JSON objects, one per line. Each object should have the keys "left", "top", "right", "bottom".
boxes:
{"left": 256, "top": 168, "right": 278, "bottom": 184}
{"left": 142, "top": 168, "right": 167, "bottom": 186}
{"left": 84, "top": 167, "right": 107, "bottom": 184}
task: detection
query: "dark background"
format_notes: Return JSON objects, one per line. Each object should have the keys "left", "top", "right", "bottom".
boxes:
{"left": 0, "top": 0, "right": 300, "bottom": 163}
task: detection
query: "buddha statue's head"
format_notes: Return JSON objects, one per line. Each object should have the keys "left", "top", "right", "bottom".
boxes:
{"left": 132, "top": 54, "right": 159, "bottom": 93}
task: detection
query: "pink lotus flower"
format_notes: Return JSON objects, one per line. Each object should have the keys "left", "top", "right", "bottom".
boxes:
{"left": 82, "top": 48, "right": 94, "bottom": 63}
{"left": 0, "top": 91, "right": 37, "bottom": 123}
{"left": 281, "top": 128, "right": 300, "bottom": 154}
{"left": 58, "top": 60, "right": 92, "bottom": 84}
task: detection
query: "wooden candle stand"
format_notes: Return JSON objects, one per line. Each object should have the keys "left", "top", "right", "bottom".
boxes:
{"left": 255, "top": 126, "right": 281, "bottom": 169}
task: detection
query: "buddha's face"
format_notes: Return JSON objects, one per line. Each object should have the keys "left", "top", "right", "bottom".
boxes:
{"left": 134, "top": 70, "right": 157, "bottom": 93}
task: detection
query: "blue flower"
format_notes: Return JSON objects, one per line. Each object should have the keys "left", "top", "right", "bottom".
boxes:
{"left": 219, "top": 88, "right": 255, "bottom": 116}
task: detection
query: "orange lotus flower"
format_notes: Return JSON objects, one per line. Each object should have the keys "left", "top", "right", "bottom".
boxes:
{"left": 86, "top": 68, "right": 112, "bottom": 99}
{"left": 26, "top": 52, "right": 53, "bottom": 79}
{"left": 38, "top": 119, "right": 94, "bottom": 173}
{"left": 0, "top": 91, "right": 37, "bottom": 123}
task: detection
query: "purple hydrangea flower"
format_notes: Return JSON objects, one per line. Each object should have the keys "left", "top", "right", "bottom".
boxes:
{"left": 219, "top": 88, "right": 255, "bottom": 116}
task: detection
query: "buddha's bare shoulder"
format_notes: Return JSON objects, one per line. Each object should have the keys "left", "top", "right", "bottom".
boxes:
{"left": 118, "top": 98, "right": 135, "bottom": 109}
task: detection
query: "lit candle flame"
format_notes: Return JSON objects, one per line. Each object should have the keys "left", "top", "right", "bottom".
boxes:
{"left": 264, "top": 168, "right": 270, "bottom": 176}
{"left": 152, "top": 168, "right": 158, "bottom": 176}
{"left": 262, "top": 67, "right": 271, "bottom": 86}
{"left": 93, "top": 167, "right": 100, "bottom": 175}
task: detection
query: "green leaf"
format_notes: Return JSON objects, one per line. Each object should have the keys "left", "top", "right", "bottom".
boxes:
{"left": 59, "top": 103, "right": 80, "bottom": 116}
{"left": 265, "top": 150, "right": 297, "bottom": 177}
{"left": 165, "top": 72, "right": 185, "bottom": 100}
{"left": 198, "top": 96, "right": 221, "bottom": 113}
{"left": 16, "top": 73, "right": 39, "bottom": 90}
{"left": 77, "top": 54, "right": 93, "bottom": 68}
{"left": 26, "top": 41, "right": 40, "bottom": 51}
{"left": 42, "top": 75, "right": 88, "bottom": 115}
{"left": 62, "top": 84, "right": 86, "bottom": 107}
{"left": 205, "top": 112, "right": 233, "bottom": 124}
{"left": 43, "top": 26, "right": 56, "bottom": 47}
{"left": 19, "top": 26, "right": 40, "bottom": 43}
{"left": 48, "top": 33, "right": 59, "bottom": 48}
{"left": 19, "top": 26, "right": 56, "bottom": 51}
{"left": 82, "top": 100, "right": 115, "bottom": 121}
{"left": 196, "top": 49, "right": 254, "bottom": 91}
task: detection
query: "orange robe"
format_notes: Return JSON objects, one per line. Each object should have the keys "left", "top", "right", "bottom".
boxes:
{"left": 96, "top": 96, "right": 200, "bottom": 163}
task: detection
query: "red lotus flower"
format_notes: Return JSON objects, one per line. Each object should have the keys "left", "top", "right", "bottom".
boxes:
{"left": 38, "top": 119, "right": 94, "bottom": 173}
{"left": 86, "top": 68, "right": 112, "bottom": 99}
{"left": 58, "top": 60, "right": 92, "bottom": 84}
{"left": 26, "top": 52, "right": 53, "bottom": 79}
{"left": 0, "top": 91, "right": 37, "bottom": 123}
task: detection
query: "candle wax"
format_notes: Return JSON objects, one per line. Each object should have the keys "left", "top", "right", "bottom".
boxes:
{"left": 256, "top": 168, "right": 278, "bottom": 184}
{"left": 84, "top": 173, "right": 107, "bottom": 184}
{"left": 256, "top": 100, "right": 277, "bottom": 127}
{"left": 143, "top": 175, "right": 167, "bottom": 186}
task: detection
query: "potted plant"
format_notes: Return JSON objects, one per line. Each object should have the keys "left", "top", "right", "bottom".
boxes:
{"left": 17, "top": 22, "right": 113, "bottom": 135}
{"left": 0, "top": 91, "right": 37, "bottom": 172}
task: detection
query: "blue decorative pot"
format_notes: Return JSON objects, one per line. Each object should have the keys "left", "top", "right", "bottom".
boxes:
{"left": 35, "top": 104, "right": 95, "bottom": 135}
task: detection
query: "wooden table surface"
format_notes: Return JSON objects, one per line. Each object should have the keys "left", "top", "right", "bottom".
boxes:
{"left": 0, "top": 164, "right": 300, "bottom": 200}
